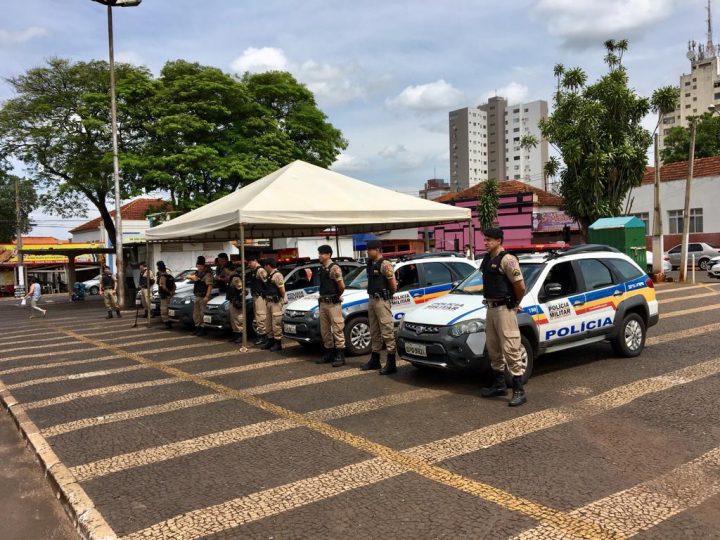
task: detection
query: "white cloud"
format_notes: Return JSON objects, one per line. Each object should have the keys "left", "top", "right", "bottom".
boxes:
{"left": 331, "top": 152, "right": 369, "bottom": 172}
{"left": 0, "top": 26, "right": 47, "bottom": 46}
{"left": 378, "top": 144, "right": 426, "bottom": 169}
{"left": 534, "top": 0, "right": 680, "bottom": 47}
{"left": 385, "top": 79, "right": 464, "bottom": 110}
{"left": 483, "top": 82, "right": 530, "bottom": 105}
{"left": 230, "top": 46, "right": 288, "bottom": 73}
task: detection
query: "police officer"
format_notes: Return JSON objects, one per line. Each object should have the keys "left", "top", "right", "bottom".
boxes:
{"left": 360, "top": 240, "right": 398, "bottom": 374}
{"left": 214, "top": 252, "right": 233, "bottom": 294}
{"left": 138, "top": 261, "right": 155, "bottom": 318}
{"left": 189, "top": 256, "right": 214, "bottom": 336}
{"left": 315, "top": 245, "right": 346, "bottom": 367}
{"left": 99, "top": 264, "right": 121, "bottom": 319}
{"left": 226, "top": 263, "right": 245, "bottom": 344}
{"left": 262, "top": 258, "right": 286, "bottom": 352}
{"left": 156, "top": 261, "right": 175, "bottom": 329}
{"left": 247, "top": 255, "right": 269, "bottom": 346}
{"left": 479, "top": 227, "right": 528, "bottom": 407}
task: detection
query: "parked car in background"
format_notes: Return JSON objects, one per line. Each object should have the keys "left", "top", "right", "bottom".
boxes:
{"left": 707, "top": 255, "right": 720, "bottom": 279}
{"left": 665, "top": 243, "right": 720, "bottom": 270}
{"left": 82, "top": 274, "right": 102, "bottom": 295}
{"left": 645, "top": 251, "right": 672, "bottom": 274}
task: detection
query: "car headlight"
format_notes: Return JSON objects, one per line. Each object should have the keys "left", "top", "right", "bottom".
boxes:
{"left": 312, "top": 310, "right": 320, "bottom": 319}
{"left": 449, "top": 319, "right": 485, "bottom": 337}
{"left": 182, "top": 297, "right": 193, "bottom": 305}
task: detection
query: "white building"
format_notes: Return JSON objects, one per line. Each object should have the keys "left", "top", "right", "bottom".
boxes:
{"left": 503, "top": 100, "right": 549, "bottom": 188}
{"left": 626, "top": 156, "right": 720, "bottom": 247}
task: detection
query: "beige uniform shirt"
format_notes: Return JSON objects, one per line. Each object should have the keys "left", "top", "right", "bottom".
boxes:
{"left": 500, "top": 254, "right": 524, "bottom": 284}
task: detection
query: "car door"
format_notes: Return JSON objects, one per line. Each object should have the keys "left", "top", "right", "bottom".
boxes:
{"left": 574, "top": 258, "right": 621, "bottom": 338}
{"left": 667, "top": 244, "right": 681, "bottom": 267}
{"left": 284, "top": 265, "right": 319, "bottom": 302}
{"left": 536, "top": 261, "right": 586, "bottom": 346}
{"left": 391, "top": 262, "right": 422, "bottom": 321}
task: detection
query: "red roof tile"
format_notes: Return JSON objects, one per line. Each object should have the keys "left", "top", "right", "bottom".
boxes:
{"left": 69, "top": 198, "right": 171, "bottom": 233}
{"left": 10, "top": 236, "right": 62, "bottom": 245}
{"left": 642, "top": 155, "right": 720, "bottom": 185}
{"left": 435, "top": 180, "right": 563, "bottom": 207}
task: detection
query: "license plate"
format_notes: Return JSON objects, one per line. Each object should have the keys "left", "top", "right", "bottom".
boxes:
{"left": 203, "top": 315, "right": 212, "bottom": 324}
{"left": 405, "top": 342, "right": 427, "bottom": 357}
{"left": 168, "top": 309, "right": 176, "bottom": 317}
{"left": 284, "top": 323, "right": 297, "bottom": 334}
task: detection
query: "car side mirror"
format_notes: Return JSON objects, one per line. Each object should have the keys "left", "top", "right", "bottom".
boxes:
{"left": 544, "top": 282, "right": 563, "bottom": 297}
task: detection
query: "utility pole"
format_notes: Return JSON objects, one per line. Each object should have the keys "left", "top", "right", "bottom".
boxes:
{"left": 679, "top": 117, "right": 697, "bottom": 283}
{"left": 651, "top": 132, "right": 664, "bottom": 274}
{"left": 14, "top": 177, "right": 25, "bottom": 298}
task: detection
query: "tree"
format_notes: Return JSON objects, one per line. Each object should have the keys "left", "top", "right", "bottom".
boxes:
{"left": 660, "top": 112, "right": 720, "bottom": 163}
{"left": 0, "top": 58, "right": 156, "bottom": 242}
{"left": 0, "top": 170, "right": 37, "bottom": 242}
{"left": 476, "top": 179, "right": 500, "bottom": 231}
{"left": 539, "top": 40, "right": 655, "bottom": 239}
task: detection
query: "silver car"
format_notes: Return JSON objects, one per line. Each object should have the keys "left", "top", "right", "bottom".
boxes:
{"left": 666, "top": 242, "right": 720, "bottom": 271}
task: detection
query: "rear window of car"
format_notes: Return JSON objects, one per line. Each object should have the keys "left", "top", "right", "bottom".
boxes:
{"left": 605, "top": 258, "right": 645, "bottom": 282}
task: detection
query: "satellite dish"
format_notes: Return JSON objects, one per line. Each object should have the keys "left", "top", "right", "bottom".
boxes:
{"left": 687, "top": 50, "right": 697, "bottom": 60}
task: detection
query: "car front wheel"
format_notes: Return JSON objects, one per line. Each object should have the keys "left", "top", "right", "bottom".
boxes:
{"left": 89, "top": 286, "right": 99, "bottom": 295}
{"left": 344, "top": 316, "right": 371, "bottom": 356}
{"left": 611, "top": 313, "right": 646, "bottom": 358}
{"left": 698, "top": 258, "right": 710, "bottom": 270}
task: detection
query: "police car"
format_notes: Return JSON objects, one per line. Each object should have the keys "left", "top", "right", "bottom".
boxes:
{"left": 282, "top": 254, "right": 477, "bottom": 355}
{"left": 707, "top": 255, "right": 720, "bottom": 278}
{"left": 396, "top": 245, "right": 659, "bottom": 383}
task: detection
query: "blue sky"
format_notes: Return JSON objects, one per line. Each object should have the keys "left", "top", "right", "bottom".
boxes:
{"left": 0, "top": 0, "right": 710, "bottom": 238}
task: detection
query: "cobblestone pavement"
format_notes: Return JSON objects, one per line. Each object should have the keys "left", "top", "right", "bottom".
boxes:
{"left": 1, "top": 283, "right": 720, "bottom": 539}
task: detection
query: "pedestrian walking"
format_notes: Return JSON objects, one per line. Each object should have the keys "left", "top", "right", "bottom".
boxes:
{"left": 138, "top": 261, "right": 155, "bottom": 318}
{"left": 226, "top": 263, "right": 245, "bottom": 344}
{"left": 189, "top": 256, "right": 214, "bottom": 336}
{"left": 262, "top": 258, "right": 285, "bottom": 352}
{"left": 100, "top": 264, "right": 121, "bottom": 319}
{"left": 247, "top": 255, "right": 269, "bottom": 346}
{"left": 478, "top": 227, "right": 528, "bottom": 407}
{"left": 156, "top": 261, "right": 175, "bottom": 329}
{"left": 359, "top": 240, "right": 398, "bottom": 374}
{"left": 24, "top": 276, "right": 46, "bottom": 318}
{"left": 314, "top": 245, "right": 346, "bottom": 367}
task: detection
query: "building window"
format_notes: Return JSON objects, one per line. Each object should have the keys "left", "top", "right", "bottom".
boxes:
{"left": 513, "top": 127, "right": 520, "bottom": 132}
{"left": 631, "top": 212, "right": 650, "bottom": 235}
{"left": 685, "top": 92, "right": 691, "bottom": 97}
{"left": 669, "top": 209, "right": 703, "bottom": 233}
{"left": 715, "top": 92, "right": 720, "bottom": 100}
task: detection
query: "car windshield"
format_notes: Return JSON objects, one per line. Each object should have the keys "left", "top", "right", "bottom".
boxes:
{"left": 174, "top": 269, "right": 194, "bottom": 282}
{"left": 346, "top": 267, "right": 368, "bottom": 289}
{"left": 450, "top": 263, "right": 543, "bottom": 295}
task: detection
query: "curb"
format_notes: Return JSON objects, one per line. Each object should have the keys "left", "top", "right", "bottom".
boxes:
{"left": 0, "top": 381, "right": 117, "bottom": 540}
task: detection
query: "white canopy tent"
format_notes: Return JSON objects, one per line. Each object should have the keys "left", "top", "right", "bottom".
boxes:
{"left": 143, "top": 160, "right": 472, "bottom": 346}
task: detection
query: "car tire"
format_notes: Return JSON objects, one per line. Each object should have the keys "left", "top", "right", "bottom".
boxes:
{"left": 611, "top": 313, "right": 646, "bottom": 358}
{"left": 344, "top": 316, "right": 371, "bottom": 356}
{"left": 698, "top": 258, "right": 710, "bottom": 270}
{"left": 503, "top": 334, "right": 534, "bottom": 386}
{"left": 89, "top": 286, "right": 99, "bottom": 295}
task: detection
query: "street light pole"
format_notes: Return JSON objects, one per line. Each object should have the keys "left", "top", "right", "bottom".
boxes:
{"left": 15, "top": 177, "right": 25, "bottom": 298}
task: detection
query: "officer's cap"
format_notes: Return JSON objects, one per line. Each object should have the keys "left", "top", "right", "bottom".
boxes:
{"left": 317, "top": 244, "right": 333, "bottom": 255}
{"left": 196, "top": 255, "right": 206, "bottom": 265}
{"left": 366, "top": 240, "right": 382, "bottom": 250}
{"left": 217, "top": 252, "right": 229, "bottom": 260}
{"left": 483, "top": 227, "right": 504, "bottom": 240}
{"left": 156, "top": 260, "right": 166, "bottom": 271}
{"left": 263, "top": 257, "right": 277, "bottom": 268}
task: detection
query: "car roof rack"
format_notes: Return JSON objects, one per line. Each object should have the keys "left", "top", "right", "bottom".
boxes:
{"left": 399, "top": 251, "right": 461, "bottom": 262}
{"left": 547, "top": 244, "right": 621, "bottom": 259}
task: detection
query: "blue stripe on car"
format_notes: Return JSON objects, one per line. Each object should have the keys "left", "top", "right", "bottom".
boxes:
{"left": 448, "top": 305, "right": 487, "bottom": 325}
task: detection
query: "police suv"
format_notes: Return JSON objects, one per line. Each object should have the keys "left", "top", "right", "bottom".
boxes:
{"left": 282, "top": 254, "right": 477, "bottom": 355}
{"left": 396, "top": 245, "right": 659, "bottom": 382}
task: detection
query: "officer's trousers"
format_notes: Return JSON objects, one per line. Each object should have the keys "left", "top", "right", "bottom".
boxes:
{"left": 485, "top": 305, "right": 524, "bottom": 376}
{"left": 368, "top": 297, "right": 395, "bottom": 353}
{"left": 319, "top": 302, "right": 345, "bottom": 349}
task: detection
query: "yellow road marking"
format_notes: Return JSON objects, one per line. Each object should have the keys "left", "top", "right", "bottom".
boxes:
{"left": 646, "top": 323, "right": 720, "bottom": 346}
{"left": 654, "top": 282, "right": 720, "bottom": 295}
{"left": 512, "top": 446, "right": 720, "bottom": 539}
{"left": 48, "top": 323, "right": 616, "bottom": 540}
{"left": 658, "top": 291, "right": 720, "bottom": 304}
{"left": 0, "top": 355, "right": 121, "bottom": 376}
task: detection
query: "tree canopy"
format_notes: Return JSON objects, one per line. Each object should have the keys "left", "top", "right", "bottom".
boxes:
{"left": 539, "top": 40, "right": 674, "bottom": 238}
{"left": 0, "top": 170, "right": 37, "bottom": 243}
{"left": 661, "top": 112, "right": 720, "bottom": 164}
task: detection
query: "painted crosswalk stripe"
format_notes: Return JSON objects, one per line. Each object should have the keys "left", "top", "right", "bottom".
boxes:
{"left": 663, "top": 304, "right": 720, "bottom": 318}
{"left": 0, "top": 355, "right": 121, "bottom": 376}
{"left": 646, "top": 322, "right": 720, "bottom": 346}
{"left": 1, "top": 345, "right": 94, "bottom": 362}
{"left": 655, "top": 283, "right": 720, "bottom": 295}
{"left": 658, "top": 290, "right": 720, "bottom": 304}
{"left": 4, "top": 335, "right": 75, "bottom": 348}
{"left": 67, "top": 388, "right": 446, "bottom": 480}
{"left": 511, "top": 447, "right": 720, "bottom": 539}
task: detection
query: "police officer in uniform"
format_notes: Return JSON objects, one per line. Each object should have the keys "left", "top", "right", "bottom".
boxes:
{"left": 100, "top": 264, "right": 121, "bottom": 319}
{"left": 262, "top": 258, "right": 286, "bottom": 352}
{"left": 247, "top": 256, "right": 269, "bottom": 346}
{"left": 315, "top": 245, "right": 346, "bottom": 367}
{"left": 360, "top": 240, "right": 398, "bottom": 374}
{"left": 226, "top": 263, "right": 245, "bottom": 344}
{"left": 479, "top": 228, "right": 528, "bottom": 407}
{"left": 214, "top": 252, "right": 233, "bottom": 294}
{"left": 156, "top": 261, "right": 175, "bottom": 329}
{"left": 189, "top": 256, "right": 214, "bottom": 336}
{"left": 138, "top": 261, "right": 155, "bottom": 318}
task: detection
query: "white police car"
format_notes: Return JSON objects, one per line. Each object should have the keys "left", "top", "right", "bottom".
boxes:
{"left": 707, "top": 255, "right": 720, "bottom": 278}
{"left": 282, "top": 254, "right": 477, "bottom": 355}
{"left": 396, "top": 245, "right": 659, "bottom": 383}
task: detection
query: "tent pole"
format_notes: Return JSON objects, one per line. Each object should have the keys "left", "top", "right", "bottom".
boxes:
{"left": 335, "top": 226, "right": 340, "bottom": 257}
{"left": 468, "top": 219, "right": 475, "bottom": 260}
{"left": 240, "top": 224, "right": 247, "bottom": 349}
{"left": 146, "top": 240, "right": 152, "bottom": 326}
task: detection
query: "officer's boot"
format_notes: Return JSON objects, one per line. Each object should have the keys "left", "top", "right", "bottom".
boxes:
{"left": 509, "top": 376, "right": 527, "bottom": 407}
{"left": 262, "top": 338, "right": 275, "bottom": 350}
{"left": 106, "top": 310, "right": 113, "bottom": 319}
{"left": 359, "top": 352, "right": 381, "bottom": 371}
{"left": 232, "top": 332, "right": 243, "bottom": 344}
{"left": 192, "top": 326, "right": 201, "bottom": 335}
{"left": 481, "top": 370, "right": 508, "bottom": 398}
{"left": 254, "top": 334, "right": 268, "bottom": 347}
{"left": 116, "top": 309, "right": 122, "bottom": 318}
{"left": 141, "top": 310, "right": 148, "bottom": 318}
{"left": 332, "top": 348, "right": 346, "bottom": 367}
{"left": 268, "top": 338, "right": 282, "bottom": 352}
{"left": 196, "top": 326, "right": 207, "bottom": 336}
{"left": 164, "top": 321, "right": 172, "bottom": 329}
{"left": 379, "top": 353, "right": 397, "bottom": 375}
{"left": 316, "top": 348, "right": 334, "bottom": 364}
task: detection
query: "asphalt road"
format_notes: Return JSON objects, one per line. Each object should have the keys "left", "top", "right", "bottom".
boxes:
{"left": 1, "top": 283, "right": 719, "bottom": 539}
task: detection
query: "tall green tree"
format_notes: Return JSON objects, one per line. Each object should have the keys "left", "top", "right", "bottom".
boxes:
{"left": 476, "top": 179, "right": 500, "bottom": 231}
{"left": 539, "top": 40, "right": 656, "bottom": 239}
{"left": 0, "top": 58, "right": 156, "bottom": 242}
{"left": 0, "top": 170, "right": 37, "bottom": 243}
{"left": 660, "top": 112, "right": 720, "bottom": 164}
